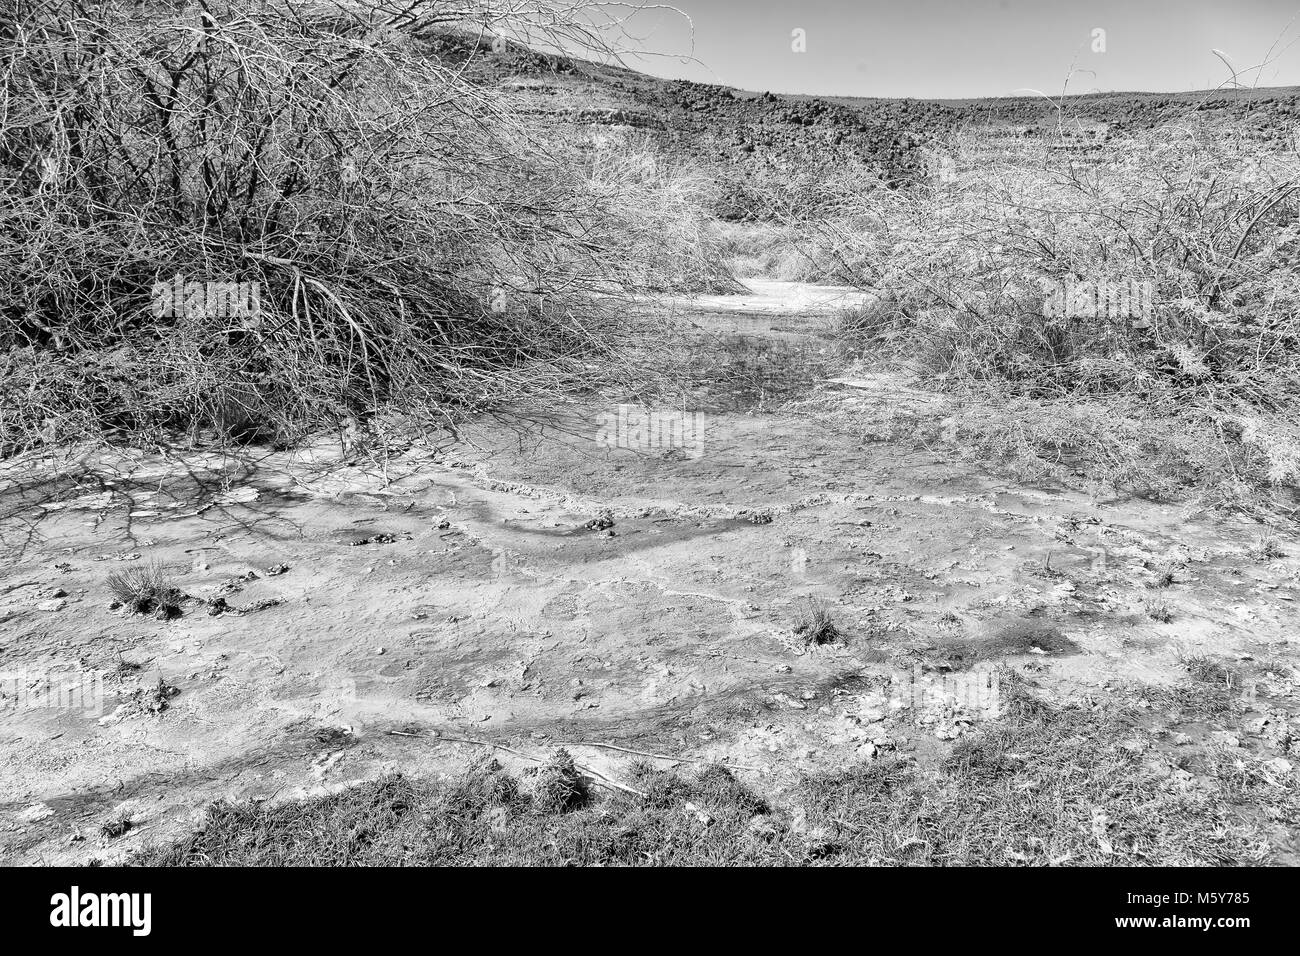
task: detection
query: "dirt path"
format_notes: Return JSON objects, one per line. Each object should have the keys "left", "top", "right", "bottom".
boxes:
{"left": 2, "top": 282, "right": 1297, "bottom": 863}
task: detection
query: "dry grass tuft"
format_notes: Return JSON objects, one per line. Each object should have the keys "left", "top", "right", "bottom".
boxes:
{"left": 107, "top": 562, "right": 184, "bottom": 619}
{"left": 793, "top": 599, "right": 845, "bottom": 646}
{"left": 1145, "top": 601, "right": 1173, "bottom": 623}
{"left": 531, "top": 749, "right": 590, "bottom": 815}
{"left": 1252, "top": 535, "right": 1286, "bottom": 561}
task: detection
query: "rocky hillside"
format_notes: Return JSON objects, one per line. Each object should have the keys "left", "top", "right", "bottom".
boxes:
{"left": 418, "top": 30, "right": 1300, "bottom": 216}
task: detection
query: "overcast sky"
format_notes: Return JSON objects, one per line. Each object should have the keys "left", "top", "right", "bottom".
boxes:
{"left": 608, "top": 0, "right": 1300, "bottom": 98}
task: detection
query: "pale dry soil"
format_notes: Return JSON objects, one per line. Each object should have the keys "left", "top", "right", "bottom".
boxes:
{"left": 1, "top": 281, "right": 1297, "bottom": 864}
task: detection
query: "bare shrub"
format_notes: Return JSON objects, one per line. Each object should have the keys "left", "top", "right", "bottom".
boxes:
{"left": 800, "top": 120, "right": 1300, "bottom": 513}
{"left": 0, "top": 0, "right": 720, "bottom": 452}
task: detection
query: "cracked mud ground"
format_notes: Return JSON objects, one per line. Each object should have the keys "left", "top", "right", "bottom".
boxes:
{"left": 2, "top": 282, "right": 1297, "bottom": 863}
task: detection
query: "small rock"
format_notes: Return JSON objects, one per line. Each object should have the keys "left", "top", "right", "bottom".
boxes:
{"left": 584, "top": 511, "right": 615, "bottom": 531}
{"left": 1263, "top": 757, "right": 1293, "bottom": 775}
{"left": 683, "top": 801, "right": 713, "bottom": 825}
{"left": 18, "top": 804, "right": 54, "bottom": 824}
{"left": 747, "top": 815, "right": 777, "bottom": 841}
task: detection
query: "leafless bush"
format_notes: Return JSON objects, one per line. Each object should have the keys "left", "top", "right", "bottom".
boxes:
{"left": 0, "top": 0, "right": 718, "bottom": 452}
{"left": 801, "top": 122, "right": 1300, "bottom": 512}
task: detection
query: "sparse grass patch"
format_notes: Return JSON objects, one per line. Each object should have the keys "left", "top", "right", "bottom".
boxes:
{"left": 1182, "top": 654, "right": 1243, "bottom": 691}
{"left": 799, "top": 680, "right": 1287, "bottom": 865}
{"left": 133, "top": 759, "right": 789, "bottom": 866}
{"left": 1139, "top": 672, "right": 1239, "bottom": 719}
{"left": 1145, "top": 601, "right": 1173, "bottom": 623}
{"left": 130, "top": 680, "right": 1296, "bottom": 866}
{"left": 1252, "top": 535, "right": 1286, "bottom": 561}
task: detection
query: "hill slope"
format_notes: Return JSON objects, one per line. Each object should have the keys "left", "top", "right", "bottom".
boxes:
{"left": 419, "top": 29, "right": 1300, "bottom": 206}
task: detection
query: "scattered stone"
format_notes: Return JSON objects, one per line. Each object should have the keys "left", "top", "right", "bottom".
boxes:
{"left": 350, "top": 532, "right": 400, "bottom": 546}
{"left": 99, "top": 815, "right": 134, "bottom": 839}
{"left": 18, "top": 804, "right": 54, "bottom": 824}
{"left": 683, "top": 801, "right": 713, "bottom": 825}
{"left": 1263, "top": 757, "right": 1293, "bottom": 776}
{"left": 234, "top": 598, "right": 283, "bottom": 615}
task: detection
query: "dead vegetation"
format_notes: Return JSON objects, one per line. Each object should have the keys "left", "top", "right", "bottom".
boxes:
{"left": 1183, "top": 654, "right": 1243, "bottom": 691}
{"left": 529, "top": 749, "right": 590, "bottom": 814}
{"left": 129, "top": 678, "right": 1297, "bottom": 866}
{"left": 106, "top": 562, "right": 184, "bottom": 619}
{"left": 99, "top": 813, "right": 135, "bottom": 840}
{"left": 777, "top": 121, "right": 1300, "bottom": 518}
{"left": 0, "top": 0, "right": 721, "bottom": 454}
{"left": 793, "top": 599, "right": 844, "bottom": 646}
{"left": 1145, "top": 601, "right": 1174, "bottom": 623}
{"left": 1253, "top": 535, "right": 1286, "bottom": 560}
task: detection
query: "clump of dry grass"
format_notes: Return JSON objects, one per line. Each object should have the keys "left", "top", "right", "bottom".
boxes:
{"left": 793, "top": 599, "right": 844, "bottom": 646}
{"left": 1146, "top": 560, "right": 1178, "bottom": 588}
{"left": 1182, "top": 654, "right": 1242, "bottom": 690}
{"left": 531, "top": 749, "right": 590, "bottom": 814}
{"left": 1252, "top": 535, "right": 1286, "bottom": 561}
{"left": 1145, "top": 600, "right": 1173, "bottom": 623}
{"left": 107, "top": 563, "right": 184, "bottom": 619}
